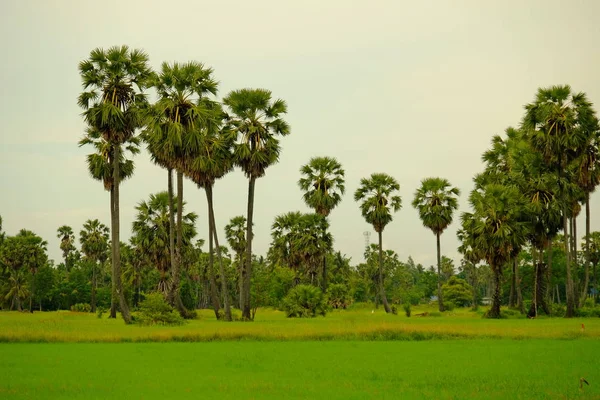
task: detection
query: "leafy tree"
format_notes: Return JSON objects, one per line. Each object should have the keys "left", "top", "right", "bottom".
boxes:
{"left": 281, "top": 284, "right": 328, "bottom": 318}
{"left": 442, "top": 276, "right": 473, "bottom": 307}
{"left": 79, "top": 219, "right": 109, "bottom": 312}
{"left": 56, "top": 226, "right": 76, "bottom": 272}
{"left": 354, "top": 173, "right": 402, "bottom": 313}
{"left": 298, "top": 156, "right": 345, "bottom": 290}
{"left": 225, "top": 215, "right": 248, "bottom": 307}
{"left": 224, "top": 88, "right": 290, "bottom": 320}
{"left": 412, "top": 177, "right": 460, "bottom": 312}
{"left": 78, "top": 45, "right": 152, "bottom": 324}
{"left": 522, "top": 85, "right": 596, "bottom": 317}
{"left": 4, "top": 268, "right": 29, "bottom": 311}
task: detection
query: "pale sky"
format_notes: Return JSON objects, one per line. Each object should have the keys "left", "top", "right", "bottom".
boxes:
{"left": 1, "top": 0, "right": 600, "bottom": 268}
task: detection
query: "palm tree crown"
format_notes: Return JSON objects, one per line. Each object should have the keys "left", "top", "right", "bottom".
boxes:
{"left": 354, "top": 173, "right": 402, "bottom": 233}
{"left": 298, "top": 156, "right": 345, "bottom": 216}
{"left": 412, "top": 177, "right": 460, "bottom": 235}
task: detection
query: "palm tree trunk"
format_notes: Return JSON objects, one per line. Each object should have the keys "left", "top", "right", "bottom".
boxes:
{"left": 579, "top": 194, "right": 591, "bottom": 307}
{"left": 241, "top": 176, "right": 256, "bottom": 321}
{"left": 207, "top": 185, "right": 231, "bottom": 321}
{"left": 377, "top": 230, "right": 391, "bottom": 313}
{"left": 91, "top": 263, "right": 97, "bottom": 313}
{"left": 112, "top": 145, "right": 131, "bottom": 324}
{"left": 509, "top": 258, "right": 516, "bottom": 308}
{"left": 29, "top": 273, "right": 35, "bottom": 313}
{"left": 564, "top": 208, "right": 575, "bottom": 317}
{"left": 167, "top": 168, "right": 176, "bottom": 305}
{"left": 171, "top": 171, "right": 189, "bottom": 317}
{"left": 206, "top": 189, "right": 221, "bottom": 319}
{"left": 488, "top": 264, "right": 502, "bottom": 318}
{"left": 109, "top": 187, "right": 117, "bottom": 319}
{"left": 436, "top": 232, "right": 444, "bottom": 312}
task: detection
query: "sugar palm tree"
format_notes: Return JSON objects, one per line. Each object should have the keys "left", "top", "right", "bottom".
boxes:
{"left": 462, "top": 184, "right": 528, "bottom": 318}
{"left": 144, "top": 61, "right": 218, "bottom": 316}
{"left": 224, "top": 88, "right": 290, "bottom": 320}
{"left": 354, "top": 173, "right": 402, "bottom": 313}
{"left": 412, "top": 177, "right": 460, "bottom": 311}
{"left": 298, "top": 156, "right": 345, "bottom": 290}
{"left": 5, "top": 268, "right": 29, "bottom": 311}
{"left": 522, "top": 85, "right": 595, "bottom": 317}
{"left": 79, "top": 219, "right": 109, "bottom": 312}
{"left": 225, "top": 215, "right": 248, "bottom": 308}
{"left": 56, "top": 226, "right": 76, "bottom": 272}
{"left": 78, "top": 45, "right": 152, "bottom": 324}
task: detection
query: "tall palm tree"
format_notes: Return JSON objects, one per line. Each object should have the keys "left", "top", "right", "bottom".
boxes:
{"left": 56, "top": 226, "right": 76, "bottom": 272}
{"left": 354, "top": 173, "right": 402, "bottom": 313}
{"left": 79, "top": 219, "right": 109, "bottom": 312}
{"left": 144, "top": 61, "right": 218, "bottom": 317}
{"left": 462, "top": 184, "right": 528, "bottom": 318}
{"left": 298, "top": 156, "right": 345, "bottom": 290}
{"left": 224, "top": 88, "right": 290, "bottom": 321}
{"left": 225, "top": 215, "right": 248, "bottom": 308}
{"left": 183, "top": 117, "right": 235, "bottom": 320}
{"left": 412, "top": 177, "right": 460, "bottom": 311}
{"left": 79, "top": 125, "right": 139, "bottom": 318}
{"left": 78, "top": 45, "right": 152, "bottom": 324}
{"left": 522, "top": 85, "right": 595, "bottom": 317}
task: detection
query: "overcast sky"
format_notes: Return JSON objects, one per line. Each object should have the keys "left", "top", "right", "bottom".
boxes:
{"left": 1, "top": 0, "right": 600, "bottom": 268}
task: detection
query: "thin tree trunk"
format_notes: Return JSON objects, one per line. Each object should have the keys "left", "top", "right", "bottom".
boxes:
{"left": 509, "top": 258, "right": 516, "bottom": 308}
{"left": 109, "top": 187, "right": 117, "bottom": 319}
{"left": 377, "top": 230, "right": 391, "bottom": 313}
{"left": 29, "top": 272, "right": 35, "bottom": 313}
{"left": 556, "top": 284, "right": 560, "bottom": 304}
{"left": 207, "top": 185, "right": 231, "bottom": 321}
{"left": 241, "top": 176, "right": 256, "bottom": 321}
{"left": 167, "top": 168, "right": 176, "bottom": 305}
{"left": 91, "top": 263, "right": 97, "bottom": 313}
{"left": 171, "top": 171, "right": 190, "bottom": 317}
{"left": 436, "top": 232, "right": 444, "bottom": 312}
{"left": 206, "top": 188, "right": 221, "bottom": 319}
{"left": 488, "top": 264, "right": 502, "bottom": 318}
{"left": 579, "top": 194, "right": 591, "bottom": 307}
{"left": 112, "top": 145, "right": 131, "bottom": 324}
{"left": 593, "top": 262, "right": 598, "bottom": 305}
{"left": 564, "top": 208, "right": 575, "bottom": 317}
{"left": 546, "top": 238, "right": 553, "bottom": 306}
{"left": 322, "top": 254, "right": 328, "bottom": 292}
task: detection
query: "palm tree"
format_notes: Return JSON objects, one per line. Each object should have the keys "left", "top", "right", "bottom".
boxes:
{"left": 412, "top": 177, "right": 460, "bottom": 311}
{"left": 78, "top": 45, "right": 152, "bottom": 324}
{"left": 225, "top": 215, "right": 248, "bottom": 307}
{"left": 144, "top": 61, "right": 218, "bottom": 317}
{"left": 522, "top": 85, "right": 595, "bottom": 317}
{"left": 79, "top": 219, "right": 109, "bottom": 312}
{"left": 354, "top": 173, "right": 402, "bottom": 313}
{"left": 462, "top": 184, "right": 528, "bottom": 318}
{"left": 270, "top": 211, "right": 304, "bottom": 278}
{"left": 131, "top": 192, "right": 197, "bottom": 296}
{"left": 298, "top": 156, "right": 345, "bottom": 290}
{"left": 224, "top": 88, "right": 290, "bottom": 320}
{"left": 56, "top": 226, "right": 76, "bottom": 272}
{"left": 5, "top": 268, "right": 29, "bottom": 311}
{"left": 79, "top": 125, "right": 139, "bottom": 318}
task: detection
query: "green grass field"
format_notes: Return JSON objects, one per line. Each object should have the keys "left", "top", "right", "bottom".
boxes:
{"left": 1, "top": 308, "right": 599, "bottom": 399}
{"left": 1, "top": 341, "right": 598, "bottom": 399}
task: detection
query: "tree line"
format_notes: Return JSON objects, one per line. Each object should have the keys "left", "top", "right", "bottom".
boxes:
{"left": 0, "top": 46, "right": 599, "bottom": 321}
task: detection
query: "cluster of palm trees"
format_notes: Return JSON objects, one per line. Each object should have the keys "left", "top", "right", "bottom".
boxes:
{"left": 78, "top": 46, "right": 289, "bottom": 322}
{"left": 459, "top": 85, "right": 600, "bottom": 318}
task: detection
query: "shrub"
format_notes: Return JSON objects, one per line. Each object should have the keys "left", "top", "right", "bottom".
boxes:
{"left": 281, "top": 285, "right": 328, "bottom": 318}
{"left": 403, "top": 303, "right": 411, "bottom": 317}
{"left": 442, "top": 302, "right": 455, "bottom": 311}
{"left": 441, "top": 277, "right": 473, "bottom": 307}
{"left": 96, "top": 307, "right": 106, "bottom": 319}
{"left": 327, "top": 284, "right": 352, "bottom": 309}
{"left": 70, "top": 303, "right": 91, "bottom": 313}
{"left": 550, "top": 303, "right": 566, "bottom": 317}
{"left": 136, "top": 293, "right": 185, "bottom": 326}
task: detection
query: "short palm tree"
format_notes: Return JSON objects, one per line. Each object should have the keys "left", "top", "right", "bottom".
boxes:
{"left": 79, "top": 219, "right": 109, "bottom": 312}
{"left": 5, "top": 268, "right": 29, "bottom": 311}
{"left": 56, "top": 226, "right": 76, "bottom": 272}
{"left": 298, "top": 156, "right": 345, "bottom": 290}
{"left": 412, "top": 177, "right": 460, "bottom": 311}
{"left": 225, "top": 215, "right": 248, "bottom": 308}
{"left": 78, "top": 45, "right": 152, "bottom": 324}
{"left": 224, "top": 88, "right": 290, "bottom": 320}
{"left": 354, "top": 173, "right": 402, "bottom": 313}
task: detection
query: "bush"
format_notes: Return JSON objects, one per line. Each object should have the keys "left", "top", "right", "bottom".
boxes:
{"left": 442, "top": 302, "right": 455, "bottom": 311}
{"left": 327, "top": 284, "right": 352, "bottom": 309}
{"left": 442, "top": 277, "right": 473, "bottom": 307}
{"left": 70, "top": 303, "right": 91, "bottom": 313}
{"left": 403, "top": 303, "right": 411, "bottom": 317}
{"left": 281, "top": 285, "right": 328, "bottom": 318}
{"left": 136, "top": 293, "right": 185, "bottom": 326}
{"left": 575, "top": 307, "right": 600, "bottom": 318}
{"left": 550, "top": 303, "right": 566, "bottom": 317}
{"left": 96, "top": 307, "right": 107, "bottom": 319}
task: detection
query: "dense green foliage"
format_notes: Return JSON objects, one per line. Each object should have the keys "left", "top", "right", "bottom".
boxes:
{"left": 281, "top": 284, "right": 328, "bottom": 318}
{"left": 136, "top": 293, "right": 185, "bottom": 326}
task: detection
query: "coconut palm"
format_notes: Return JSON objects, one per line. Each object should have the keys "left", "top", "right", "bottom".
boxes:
{"left": 462, "top": 184, "right": 528, "bottom": 318}
{"left": 354, "top": 173, "right": 402, "bottom": 313}
{"left": 298, "top": 156, "right": 345, "bottom": 290}
{"left": 56, "top": 226, "right": 76, "bottom": 272}
{"left": 79, "top": 219, "right": 109, "bottom": 312}
{"left": 412, "top": 177, "right": 460, "bottom": 311}
{"left": 522, "top": 85, "right": 595, "bottom": 317}
{"left": 144, "top": 61, "right": 218, "bottom": 316}
{"left": 224, "top": 88, "right": 290, "bottom": 320}
{"left": 78, "top": 45, "right": 152, "bottom": 324}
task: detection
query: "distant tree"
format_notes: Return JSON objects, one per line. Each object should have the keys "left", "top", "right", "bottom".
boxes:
{"left": 412, "top": 177, "right": 460, "bottom": 312}
{"left": 79, "top": 219, "right": 109, "bottom": 312}
{"left": 224, "top": 88, "right": 290, "bottom": 320}
{"left": 354, "top": 173, "right": 402, "bottom": 313}
{"left": 298, "top": 156, "right": 345, "bottom": 290}
{"left": 56, "top": 226, "right": 76, "bottom": 272}
{"left": 441, "top": 276, "right": 473, "bottom": 307}
{"left": 78, "top": 45, "right": 152, "bottom": 324}
{"left": 225, "top": 215, "right": 248, "bottom": 308}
